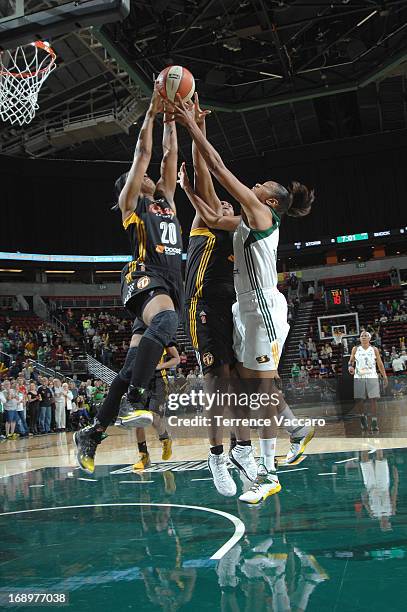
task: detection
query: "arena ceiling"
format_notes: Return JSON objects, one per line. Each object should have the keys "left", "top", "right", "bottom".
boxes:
{"left": 1, "top": 0, "right": 407, "bottom": 162}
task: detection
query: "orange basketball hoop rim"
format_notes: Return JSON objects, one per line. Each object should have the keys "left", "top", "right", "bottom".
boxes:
{"left": 0, "top": 41, "right": 56, "bottom": 78}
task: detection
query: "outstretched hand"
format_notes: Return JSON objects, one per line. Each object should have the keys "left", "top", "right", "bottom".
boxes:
{"left": 149, "top": 82, "right": 165, "bottom": 115}
{"left": 165, "top": 94, "right": 196, "bottom": 126}
{"left": 177, "top": 161, "right": 191, "bottom": 191}
{"left": 193, "top": 92, "right": 211, "bottom": 125}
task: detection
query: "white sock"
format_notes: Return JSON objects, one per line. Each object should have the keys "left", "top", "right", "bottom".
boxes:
{"left": 280, "top": 405, "right": 308, "bottom": 438}
{"left": 259, "top": 438, "right": 277, "bottom": 472}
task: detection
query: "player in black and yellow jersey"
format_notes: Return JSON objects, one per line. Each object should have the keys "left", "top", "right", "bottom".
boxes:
{"left": 116, "top": 318, "right": 180, "bottom": 470}
{"left": 184, "top": 97, "right": 235, "bottom": 377}
{"left": 183, "top": 96, "right": 258, "bottom": 497}
{"left": 74, "top": 85, "right": 183, "bottom": 474}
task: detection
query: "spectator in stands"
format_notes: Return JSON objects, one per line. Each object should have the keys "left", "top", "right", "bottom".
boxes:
{"left": 53, "top": 378, "right": 65, "bottom": 432}
{"left": 319, "top": 363, "right": 329, "bottom": 378}
{"left": 21, "top": 361, "right": 33, "bottom": 384}
{"left": 299, "top": 366, "right": 309, "bottom": 385}
{"left": 186, "top": 369, "right": 196, "bottom": 389}
{"left": 324, "top": 343, "right": 333, "bottom": 359}
{"left": 179, "top": 351, "right": 188, "bottom": 373}
{"left": 400, "top": 350, "right": 407, "bottom": 369}
{"left": 305, "top": 360, "right": 313, "bottom": 375}
{"left": 379, "top": 301, "right": 386, "bottom": 315}
{"left": 307, "top": 337, "right": 316, "bottom": 357}
{"left": 62, "top": 382, "right": 73, "bottom": 431}
{"left": 55, "top": 344, "right": 64, "bottom": 360}
{"left": 26, "top": 382, "right": 40, "bottom": 435}
{"left": 69, "top": 381, "right": 78, "bottom": 404}
{"left": 71, "top": 395, "right": 91, "bottom": 430}
{"left": 91, "top": 379, "right": 105, "bottom": 412}
{"left": 379, "top": 313, "right": 388, "bottom": 324}
{"left": 392, "top": 354, "right": 405, "bottom": 375}
{"left": 3, "top": 382, "right": 18, "bottom": 439}
{"left": 85, "top": 379, "right": 94, "bottom": 402}
{"left": 298, "top": 339, "right": 307, "bottom": 360}
{"left": 38, "top": 376, "right": 53, "bottom": 434}
{"left": 175, "top": 368, "right": 186, "bottom": 389}
{"left": 307, "top": 283, "right": 315, "bottom": 301}
{"left": 36, "top": 345, "right": 45, "bottom": 364}
{"left": 101, "top": 344, "right": 112, "bottom": 367}
{"left": 291, "top": 362, "right": 300, "bottom": 382}
{"left": 92, "top": 332, "right": 103, "bottom": 358}
{"left": 82, "top": 316, "right": 91, "bottom": 333}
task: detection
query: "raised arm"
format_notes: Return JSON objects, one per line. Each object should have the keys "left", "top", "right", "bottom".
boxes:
{"left": 172, "top": 98, "right": 272, "bottom": 230}
{"left": 119, "top": 88, "right": 163, "bottom": 223}
{"left": 155, "top": 112, "right": 178, "bottom": 209}
{"left": 191, "top": 94, "right": 222, "bottom": 228}
{"left": 179, "top": 162, "right": 240, "bottom": 232}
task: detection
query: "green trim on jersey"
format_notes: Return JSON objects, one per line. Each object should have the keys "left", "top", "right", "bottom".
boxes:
{"left": 244, "top": 209, "right": 280, "bottom": 247}
{"left": 243, "top": 247, "right": 276, "bottom": 343}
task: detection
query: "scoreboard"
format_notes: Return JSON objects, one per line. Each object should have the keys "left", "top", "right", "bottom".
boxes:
{"left": 326, "top": 288, "right": 350, "bottom": 309}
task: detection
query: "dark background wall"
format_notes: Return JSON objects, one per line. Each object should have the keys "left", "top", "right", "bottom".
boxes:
{"left": 1, "top": 129, "right": 406, "bottom": 255}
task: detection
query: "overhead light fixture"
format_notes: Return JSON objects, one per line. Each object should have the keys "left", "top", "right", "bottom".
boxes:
{"left": 357, "top": 10, "right": 377, "bottom": 27}
{"left": 0, "top": 268, "right": 22, "bottom": 272}
{"left": 223, "top": 36, "right": 241, "bottom": 52}
{"left": 45, "top": 270, "right": 75, "bottom": 274}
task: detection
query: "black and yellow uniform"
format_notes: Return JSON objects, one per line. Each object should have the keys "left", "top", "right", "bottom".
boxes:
{"left": 121, "top": 195, "right": 184, "bottom": 317}
{"left": 185, "top": 227, "right": 235, "bottom": 374}
{"left": 132, "top": 318, "right": 172, "bottom": 412}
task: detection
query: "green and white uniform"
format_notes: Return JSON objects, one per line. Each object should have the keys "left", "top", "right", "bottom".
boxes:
{"left": 232, "top": 210, "right": 289, "bottom": 371}
{"left": 354, "top": 345, "right": 380, "bottom": 399}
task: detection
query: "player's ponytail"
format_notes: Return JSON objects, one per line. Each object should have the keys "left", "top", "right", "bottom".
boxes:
{"left": 286, "top": 181, "right": 314, "bottom": 218}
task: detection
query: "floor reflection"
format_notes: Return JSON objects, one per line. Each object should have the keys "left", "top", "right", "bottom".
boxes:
{"left": 1, "top": 449, "right": 407, "bottom": 611}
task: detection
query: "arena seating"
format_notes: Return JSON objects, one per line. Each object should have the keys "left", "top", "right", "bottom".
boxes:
{"left": 281, "top": 271, "right": 407, "bottom": 380}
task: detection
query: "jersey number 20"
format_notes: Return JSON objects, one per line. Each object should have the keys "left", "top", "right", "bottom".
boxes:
{"left": 160, "top": 221, "right": 177, "bottom": 245}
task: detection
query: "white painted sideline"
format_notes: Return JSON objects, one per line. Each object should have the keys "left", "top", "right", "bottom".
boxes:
{"left": 0, "top": 503, "right": 245, "bottom": 560}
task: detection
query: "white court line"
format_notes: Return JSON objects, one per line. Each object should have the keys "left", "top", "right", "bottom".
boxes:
{"left": 318, "top": 472, "right": 337, "bottom": 476}
{"left": 191, "top": 478, "right": 213, "bottom": 482}
{"left": 277, "top": 467, "right": 309, "bottom": 474}
{"left": 0, "top": 468, "right": 39, "bottom": 480}
{"left": 119, "top": 481, "right": 153, "bottom": 484}
{"left": 334, "top": 457, "right": 358, "bottom": 464}
{"left": 77, "top": 477, "right": 98, "bottom": 482}
{"left": 0, "top": 503, "right": 244, "bottom": 561}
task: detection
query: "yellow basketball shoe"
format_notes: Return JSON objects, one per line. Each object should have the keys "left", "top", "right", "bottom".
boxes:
{"left": 161, "top": 437, "right": 172, "bottom": 461}
{"left": 239, "top": 467, "right": 281, "bottom": 504}
{"left": 132, "top": 451, "right": 151, "bottom": 471}
{"left": 286, "top": 427, "right": 315, "bottom": 465}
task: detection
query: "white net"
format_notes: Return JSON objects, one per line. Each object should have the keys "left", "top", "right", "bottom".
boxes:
{"left": 0, "top": 41, "right": 56, "bottom": 126}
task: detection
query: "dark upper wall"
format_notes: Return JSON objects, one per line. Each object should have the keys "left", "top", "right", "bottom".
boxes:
{"left": 1, "top": 129, "right": 407, "bottom": 255}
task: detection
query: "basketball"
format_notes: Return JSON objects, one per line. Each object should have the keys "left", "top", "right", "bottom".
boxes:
{"left": 156, "top": 65, "right": 195, "bottom": 104}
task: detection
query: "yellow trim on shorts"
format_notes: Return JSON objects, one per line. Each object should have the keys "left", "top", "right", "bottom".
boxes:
{"left": 189, "top": 297, "right": 198, "bottom": 349}
{"left": 190, "top": 227, "right": 215, "bottom": 238}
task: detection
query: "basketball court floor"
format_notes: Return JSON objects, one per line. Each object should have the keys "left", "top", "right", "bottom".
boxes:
{"left": 1, "top": 401, "right": 407, "bottom": 612}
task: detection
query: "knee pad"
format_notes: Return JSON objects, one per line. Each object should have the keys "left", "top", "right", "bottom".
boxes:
{"left": 118, "top": 346, "right": 138, "bottom": 383}
{"left": 144, "top": 310, "right": 178, "bottom": 348}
